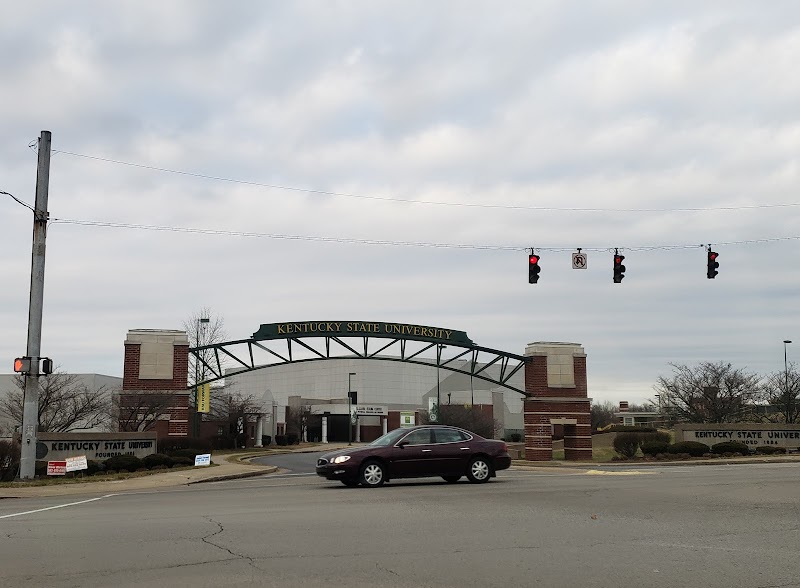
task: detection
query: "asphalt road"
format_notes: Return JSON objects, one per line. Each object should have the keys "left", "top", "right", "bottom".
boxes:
{"left": 1, "top": 463, "right": 799, "bottom": 588}
{"left": 250, "top": 450, "right": 325, "bottom": 473}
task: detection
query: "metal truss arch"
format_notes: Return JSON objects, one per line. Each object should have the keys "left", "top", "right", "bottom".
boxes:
{"left": 189, "top": 335, "right": 531, "bottom": 396}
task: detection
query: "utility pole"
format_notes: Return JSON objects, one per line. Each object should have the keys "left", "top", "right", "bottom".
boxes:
{"left": 19, "top": 131, "right": 52, "bottom": 480}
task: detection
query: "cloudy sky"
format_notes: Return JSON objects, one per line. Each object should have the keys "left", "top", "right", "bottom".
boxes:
{"left": 2, "top": 1, "right": 798, "bottom": 403}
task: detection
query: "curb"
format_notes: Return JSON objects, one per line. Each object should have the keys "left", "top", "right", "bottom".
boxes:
{"left": 187, "top": 465, "right": 278, "bottom": 485}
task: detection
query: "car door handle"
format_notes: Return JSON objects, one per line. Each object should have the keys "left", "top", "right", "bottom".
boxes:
{"left": 460, "top": 447, "right": 470, "bottom": 450}
{"left": 422, "top": 449, "right": 433, "bottom": 452}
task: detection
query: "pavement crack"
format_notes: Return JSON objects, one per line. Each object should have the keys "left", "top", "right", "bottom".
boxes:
{"left": 375, "top": 562, "right": 400, "bottom": 576}
{"left": 201, "top": 517, "right": 262, "bottom": 571}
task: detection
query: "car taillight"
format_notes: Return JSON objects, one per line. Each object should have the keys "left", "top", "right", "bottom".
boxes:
{"left": 502, "top": 442, "right": 508, "bottom": 452}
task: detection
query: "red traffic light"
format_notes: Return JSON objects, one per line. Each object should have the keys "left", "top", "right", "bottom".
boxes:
{"left": 529, "top": 255, "right": 540, "bottom": 264}
{"left": 709, "top": 252, "right": 718, "bottom": 261}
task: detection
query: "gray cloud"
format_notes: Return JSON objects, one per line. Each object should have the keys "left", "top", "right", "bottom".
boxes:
{"left": 2, "top": 1, "right": 798, "bottom": 404}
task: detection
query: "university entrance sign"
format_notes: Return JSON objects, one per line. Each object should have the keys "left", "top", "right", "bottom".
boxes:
{"left": 253, "top": 321, "right": 474, "bottom": 347}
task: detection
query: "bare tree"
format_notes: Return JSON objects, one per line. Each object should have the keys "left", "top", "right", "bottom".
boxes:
{"left": 207, "top": 389, "right": 262, "bottom": 446}
{"left": 760, "top": 362, "right": 800, "bottom": 423}
{"left": 0, "top": 371, "right": 111, "bottom": 432}
{"left": 654, "top": 362, "right": 761, "bottom": 424}
{"left": 183, "top": 307, "right": 227, "bottom": 389}
{"left": 114, "top": 391, "right": 175, "bottom": 432}
{"left": 591, "top": 400, "right": 618, "bottom": 430}
{"left": 286, "top": 404, "right": 319, "bottom": 442}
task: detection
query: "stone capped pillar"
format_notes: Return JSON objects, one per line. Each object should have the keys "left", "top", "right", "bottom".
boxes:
{"left": 122, "top": 329, "right": 190, "bottom": 437}
{"left": 523, "top": 342, "right": 591, "bottom": 461}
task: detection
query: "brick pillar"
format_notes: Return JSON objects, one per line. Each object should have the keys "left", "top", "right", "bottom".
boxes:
{"left": 523, "top": 342, "right": 591, "bottom": 461}
{"left": 122, "top": 330, "right": 190, "bottom": 437}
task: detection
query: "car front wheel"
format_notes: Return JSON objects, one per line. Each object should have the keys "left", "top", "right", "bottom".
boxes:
{"left": 466, "top": 457, "right": 492, "bottom": 483}
{"left": 359, "top": 461, "right": 386, "bottom": 487}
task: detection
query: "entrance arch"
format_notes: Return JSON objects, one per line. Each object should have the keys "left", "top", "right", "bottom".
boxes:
{"left": 121, "top": 323, "right": 591, "bottom": 461}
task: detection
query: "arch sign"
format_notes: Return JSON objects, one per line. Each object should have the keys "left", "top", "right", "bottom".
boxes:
{"left": 191, "top": 319, "right": 529, "bottom": 395}
{"left": 253, "top": 320, "right": 474, "bottom": 347}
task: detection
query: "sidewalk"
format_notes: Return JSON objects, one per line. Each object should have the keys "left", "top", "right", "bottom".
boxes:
{"left": 0, "top": 442, "right": 361, "bottom": 499}
{"left": 0, "top": 449, "right": 292, "bottom": 499}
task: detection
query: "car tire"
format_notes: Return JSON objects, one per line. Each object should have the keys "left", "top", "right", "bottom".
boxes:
{"left": 442, "top": 475, "right": 461, "bottom": 483}
{"left": 359, "top": 460, "right": 386, "bottom": 487}
{"left": 466, "top": 457, "right": 492, "bottom": 484}
{"left": 341, "top": 479, "right": 359, "bottom": 487}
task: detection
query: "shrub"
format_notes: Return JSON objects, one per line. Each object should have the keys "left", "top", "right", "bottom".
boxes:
{"left": 86, "top": 460, "right": 105, "bottom": 475}
{"left": 143, "top": 453, "right": 174, "bottom": 469}
{"left": 508, "top": 433, "right": 522, "bottom": 443}
{"left": 613, "top": 432, "right": 641, "bottom": 459}
{"left": 711, "top": 441, "right": 750, "bottom": 456}
{"left": 0, "top": 439, "right": 20, "bottom": 481}
{"left": 755, "top": 446, "right": 787, "bottom": 455}
{"left": 641, "top": 441, "right": 671, "bottom": 456}
{"left": 262, "top": 435, "right": 272, "bottom": 446}
{"left": 157, "top": 437, "right": 212, "bottom": 454}
{"left": 104, "top": 455, "right": 144, "bottom": 472}
{"left": 275, "top": 435, "right": 288, "bottom": 446}
{"left": 286, "top": 433, "right": 299, "bottom": 445}
{"left": 171, "top": 456, "right": 194, "bottom": 467}
{"left": 667, "top": 441, "right": 709, "bottom": 457}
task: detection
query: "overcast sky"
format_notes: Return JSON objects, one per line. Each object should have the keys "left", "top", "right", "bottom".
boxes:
{"left": 2, "top": 1, "right": 798, "bottom": 403}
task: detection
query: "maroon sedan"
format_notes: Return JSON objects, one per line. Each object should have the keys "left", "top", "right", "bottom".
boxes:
{"left": 316, "top": 425, "right": 511, "bottom": 487}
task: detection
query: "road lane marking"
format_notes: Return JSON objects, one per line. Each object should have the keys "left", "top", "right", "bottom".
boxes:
{"left": 0, "top": 494, "right": 117, "bottom": 519}
{"left": 584, "top": 469, "right": 657, "bottom": 476}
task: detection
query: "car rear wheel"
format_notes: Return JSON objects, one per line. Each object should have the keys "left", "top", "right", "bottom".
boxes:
{"left": 466, "top": 457, "right": 492, "bottom": 483}
{"left": 359, "top": 461, "right": 386, "bottom": 487}
{"left": 341, "top": 479, "right": 359, "bottom": 487}
{"left": 442, "top": 475, "right": 461, "bottom": 483}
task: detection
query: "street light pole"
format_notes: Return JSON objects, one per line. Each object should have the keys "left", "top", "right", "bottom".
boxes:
{"left": 784, "top": 340, "right": 792, "bottom": 396}
{"left": 348, "top": 372, "right": 356, "bottom": 446}
{"left": 193, "top": 317, "right": 209, "bottom": 438}
{"left": 436, "top": 344, "right": 447, "bottom": 421}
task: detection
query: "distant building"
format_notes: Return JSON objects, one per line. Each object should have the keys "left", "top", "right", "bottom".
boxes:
{"left": 614, "top": 401, "right": 663, "bottom": 428}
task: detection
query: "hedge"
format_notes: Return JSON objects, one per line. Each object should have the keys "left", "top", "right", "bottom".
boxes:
{"left": 641, "top": 441, "right": 671, "bottom": 456}
{"left": 755, "top": 446, "right": 787, "bottom": 455}
{"left": 667, "top": 441, "right": 709, "bottom": 457}
{"left": 711, "top": 441, "right": 750, "bottom": 455}
{"left": 143, "top": 453, "right": 174, "bottom": 469}
{"left": 105, "top": 455, "right": 143, "bottom": 472}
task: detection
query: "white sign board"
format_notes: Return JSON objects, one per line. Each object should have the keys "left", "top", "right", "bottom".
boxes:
{"left": 65, "top": 455, "right": 88, "bottom": 472}
{"left": 194, "top": 454, "right": 211, "bottom": 467}
{"left": 572, "top": 252, "right": 588, "bottom": 269}
{"left": 354, "top": 405, "right": 388, "bottom": 416}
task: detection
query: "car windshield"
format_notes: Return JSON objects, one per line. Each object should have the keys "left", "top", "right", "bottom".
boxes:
{"left": 368, "top": 428, "right": 410, "bottom": 446}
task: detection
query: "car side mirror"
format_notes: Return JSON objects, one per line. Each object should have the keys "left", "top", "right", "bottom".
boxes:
{"left": 397, "top": 440, "right": 409, "bottom": 448}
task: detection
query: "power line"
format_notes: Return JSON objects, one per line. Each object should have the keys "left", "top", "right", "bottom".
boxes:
{"left": 50, "top": 217, "right": 800, "bottom": 252}
{"left": 51, "top": 149, "right": 800, "bottom": 214}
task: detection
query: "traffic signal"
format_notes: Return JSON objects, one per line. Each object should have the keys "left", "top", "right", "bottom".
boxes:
{"left": 528, "top": 254, "right": 541, "bottom": 284}
{"left": 707, "top": 250, "right": 719, "bottom": 279}
{"left": 613, "top": 252, "right": 626, "bottom": 283}
{"left": 13, "top": 357, "right": 32, "bottom": 374}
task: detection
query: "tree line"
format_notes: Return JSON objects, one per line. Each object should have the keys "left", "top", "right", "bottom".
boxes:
{"left": 592, "top": 360, "right": 800, "bottom": 429}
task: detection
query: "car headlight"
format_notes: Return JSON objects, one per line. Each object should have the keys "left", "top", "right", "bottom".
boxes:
{"left": 331, "top": 455, "right": 351, "bottom": 464}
